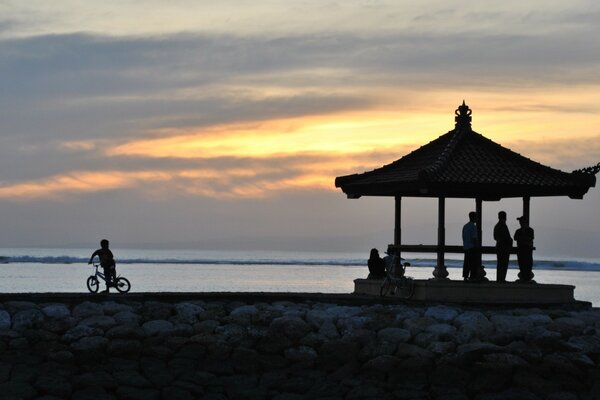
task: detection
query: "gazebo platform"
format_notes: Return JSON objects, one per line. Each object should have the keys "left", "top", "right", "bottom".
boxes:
{"left": 354, "top": 278, "right": 576, "bottom": 304}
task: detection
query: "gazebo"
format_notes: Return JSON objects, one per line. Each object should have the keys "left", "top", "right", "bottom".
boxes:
{"left": 335, "top": 102, "right": 597, "bottom": 283}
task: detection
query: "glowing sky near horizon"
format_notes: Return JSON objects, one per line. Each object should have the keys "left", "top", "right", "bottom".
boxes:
{"left": 1, "top": 1, "right": 599, "bottom": 254}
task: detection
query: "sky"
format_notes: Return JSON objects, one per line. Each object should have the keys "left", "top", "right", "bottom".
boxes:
{"left": 1, "top": 1, "right": 599, "bottom": 259}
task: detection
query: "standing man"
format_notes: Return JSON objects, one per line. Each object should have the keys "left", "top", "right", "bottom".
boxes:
{"left": 493, "top": 211, "right": 513, "bottom": 282}
{"left": 514, "top": 216, "right": 535, "bottom": 282}
{"left": 462, "top": 211, "right": 479, "bottom": 281}
{"left": 88, "top": 239, "right": 116, "bottom": 293}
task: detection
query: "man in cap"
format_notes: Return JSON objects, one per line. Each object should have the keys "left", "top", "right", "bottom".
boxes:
{"left": 493, "top": 211, "right": 513, "bottom": 282}
{"left": 514, "top": 216, "right": 535, "bottom": 282}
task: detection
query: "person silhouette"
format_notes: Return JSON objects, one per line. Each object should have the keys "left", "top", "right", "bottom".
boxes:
{"left": 88, "top": 239, "right": 116, "bottom": 293}
{"left": 367, "top": 248, "right": 386, "bottom": 279}
{"left": 514, "top": 217, "right": 535, "bottom": 282}
{"left": 493, "top": 211, "right": 513, "bottom": 282}
{"left": 462, "top": 211, "right": 479, "bottom": 281}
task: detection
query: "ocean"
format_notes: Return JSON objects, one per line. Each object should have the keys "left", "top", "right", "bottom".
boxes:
{"left": 1, "top": 248, "right": 599, "bottom": 305}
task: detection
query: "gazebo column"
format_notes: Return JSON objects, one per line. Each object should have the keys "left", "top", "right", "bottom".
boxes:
{"left": 476, "top": 198, "right": 483, "bottom": 248}
{"left": 394, "top": 196, "right": 401, "bottom": 247}
{"left": 476, "top": 198, "right": 485, "bottom": 279}
{"left": 433, "top": 197, "right": 449, "bottom": 279}
{"left": 523, "top": 196, "right": 530, "bottom": 222}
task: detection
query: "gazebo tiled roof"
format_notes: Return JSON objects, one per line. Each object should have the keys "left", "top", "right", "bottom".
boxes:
{"left": 336, "top": 102, "right": 596, "bottom": 200}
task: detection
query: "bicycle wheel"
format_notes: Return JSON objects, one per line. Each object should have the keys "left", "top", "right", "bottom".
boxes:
{"left": 380, "top": 278, "right": 391, "bottom": 297}
{"left": 86, "top": 276, "right": 99, "bottom": 293}
{"left": 398, "top": 277, "right": 415, "bottom": 299}
{"left": 115, "top": 277, "right": 131, "bottom": 293}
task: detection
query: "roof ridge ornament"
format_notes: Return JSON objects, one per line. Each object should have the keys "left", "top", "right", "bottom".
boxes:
{"left": 455, "top": 100, "right": 472, "bottom": 130}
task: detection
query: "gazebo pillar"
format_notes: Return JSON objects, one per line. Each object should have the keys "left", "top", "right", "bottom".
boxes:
{"left": 476, "top": 198, "right": 483, "bottom": 248}
{"left": 432, "top": 197, "right": 449, "bottom": 279}
{"left": 523, "top": 196, "right": 530, "bottom": 222}
{"left": 394, "top": 196, "right": 402, "bottom": 251}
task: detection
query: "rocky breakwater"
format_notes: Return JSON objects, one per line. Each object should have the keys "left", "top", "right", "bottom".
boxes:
{"left": 1, "top": 298, "right": 600, "bottom": 400}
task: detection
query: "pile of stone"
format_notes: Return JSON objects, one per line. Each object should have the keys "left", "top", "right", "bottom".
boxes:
{"left": 1, "top": 298, "right": 600, "bottom": 400}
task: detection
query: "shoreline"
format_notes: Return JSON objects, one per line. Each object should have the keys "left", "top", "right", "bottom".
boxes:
{"left": 1, "top": 294, "right": 599, "bottom": 399}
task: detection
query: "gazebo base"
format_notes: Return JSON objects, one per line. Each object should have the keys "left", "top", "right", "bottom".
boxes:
{"left": 354, "top": 278, "right": 575, "bottom": 304}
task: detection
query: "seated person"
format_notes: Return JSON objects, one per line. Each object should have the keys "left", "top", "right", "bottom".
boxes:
{"left": 367, "top": 248, "right": 386, "bottom": 279}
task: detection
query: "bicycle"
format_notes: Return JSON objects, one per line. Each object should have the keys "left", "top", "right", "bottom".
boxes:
{"left": 379, "top": 257, "right": 415, "bottom": 299}
{"left": 87, "top": 262, "right": 131, "bottom": 293}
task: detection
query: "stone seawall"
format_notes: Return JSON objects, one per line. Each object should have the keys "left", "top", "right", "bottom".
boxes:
{"left": 0, "top": 294, "right": 599, "bottom": 400}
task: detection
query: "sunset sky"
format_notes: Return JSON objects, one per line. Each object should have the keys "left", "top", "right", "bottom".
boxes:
{"left": 1, "top": 1, "right": 599, "bottom": 258}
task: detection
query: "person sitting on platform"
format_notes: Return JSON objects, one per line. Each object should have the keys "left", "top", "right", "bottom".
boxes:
{"left": 367, "top": 248, "right": 386, "bottom": 279}
{"left": 462, "top": 211, "right": 481, "bottom": 281}
{"left": 494, "top": 211, "right": 513, "bottom": 282}
{"left": 514, "top": 216, "right": 535, "bottom": 283}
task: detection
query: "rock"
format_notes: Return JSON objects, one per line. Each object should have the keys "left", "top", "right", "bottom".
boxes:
{"left": 142, "top": 301, "right": 173, "bottom": 320}
{"left": 377, "top": 327, "right": 411, "bottom": 343}
{"left": 269, "top": 316, "right": 311, "bottom": 341}
{"left": 427, "top": 341, "right": 456, "bottom": 355}
{"left": 72, "top": 302, "right": 103, "bottom": 318}
{"left": 476, "top": 388, "right": 541, "bottom": 400}
{"left": 426, "top": 323, "right": 457, "bottom": 340}
{"left": 174, "top": 303, "right": 205, "bottom": 324}
{"left": 284, "top": 346, "right": 318, "bottom": 363}
{"left": 403, "top": 317, "right": 436, "bottom": 336}
{"left": 116, "top": 386, "right": 160, "bottom": 400}
{"left": 107, "top": 339, "right": 143, "bottom": 355}
{"left": 142, "top": 320, "right": 174, "bottom": 336}
{"left": 4, "top": 301, "right": 38, "bottom": 312}
{"left": 546, "top": 392, "right": 579, "bottom": 400}
{"left": 305, "top": 309, "right": 335, "bottom": 328}
{"left": 396, "top": 343, "right": 435, "bottom": 359}
{"left": 113, "top": 310, "right": 142, "bottom": 325}
{"left": 231, "top": 347, "right": 260, "bottom": 373}
{"left": 456, "top": 342, "right": 502, "bottom": 356}
{"left": 63, "top": 325, "right": 104, "bottom": 342}
{"left": 454, "top": 311, "right": 494, "bottom": 341}
{"left": 72, "top": 386, "right": 114, "bottom": 400}
{"left": 318, "top": 320, "right": 340, "bottom": 339}
{"left": 346, "top": 385, "right": 385, "bottom": 399}
{"left": 214, "top": 323, "right": 246, "bottom": 344}
{"left": 42, "top": 304, "right": 71, "bottom": 319}
{"left": 34, "top": 375, "right": 72, "bottom": 398}
{"left": 194, "top": 319, "right": 220, "bottom": 334}
{"left": 106, "top": 323, "right": 145, "bottom": 339}
{"left": 48, "top": 350, "right": 75, "bottom": 363}
{"left": 337, "top": 316, "right": 370, "bottom": 336}
{"left": 0, "top": 310, "right": 10, "bottom": 330}
{"left": 318, "top": 339, "right": 359, "bottom": 370}
{"left": 425, "top": 306, "right": 459, "bottom": 323}
{"left": 228, "top": 305, "right": 259, "bottom": 324}
{"left": 0, "top": 381, "right": 37, "bottom": 399}
{"left": 101, "top": 301, "right": 133, "bottom": 315}
{"left": 567, "top": 335, "right": 600, "bottom": 353}
{"left": 363, "top": 354, "right": 401, "bottom": 372}
{"left": 162, "top": 386, "right": 195, "bottom": 400}
{"left": 481, "top": 352, "right": 527, "bottom": 368}
{"left": 523, "top": 313, "right": 553, "bottom": 326}
{"left": 490, "top": 315, "right": 533, "bottom": 336}
{"left": 548, "top": 317, "right": 586, "bottom": 337}
{"left": 70, "top": 336, "right": 108, "bottom": 352}
{"left": 77, "top": 315, "right": 117, "bottom": 330}
{"left": 115, "top": 369, "right": 153, "bottom": 388}
{"left": 11, "top": 309, "right": 44, "bottom": 331}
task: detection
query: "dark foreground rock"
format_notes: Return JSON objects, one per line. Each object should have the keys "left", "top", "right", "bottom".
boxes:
{"left": 0, "top": 296, "right": 599, "bottom": 399}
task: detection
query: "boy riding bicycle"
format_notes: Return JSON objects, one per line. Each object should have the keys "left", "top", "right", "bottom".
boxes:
{"left": 88, "top": 239, "right": 116, "bottom": 293}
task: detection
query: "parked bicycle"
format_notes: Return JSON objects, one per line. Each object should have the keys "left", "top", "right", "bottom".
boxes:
{"left": 379, "top": 256, "right": 414, "bottom": 298}
{"left": 86, "top": 262, "right": 131, "bottom": 293}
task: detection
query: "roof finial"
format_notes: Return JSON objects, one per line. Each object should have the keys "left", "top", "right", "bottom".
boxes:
{"left": 455, "top": 100, "right": 472, "bottom": 130}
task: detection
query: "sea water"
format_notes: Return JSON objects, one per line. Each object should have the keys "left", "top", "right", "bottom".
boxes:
{"left": 0, "top": 248, "right": 599, "bottom": 306}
